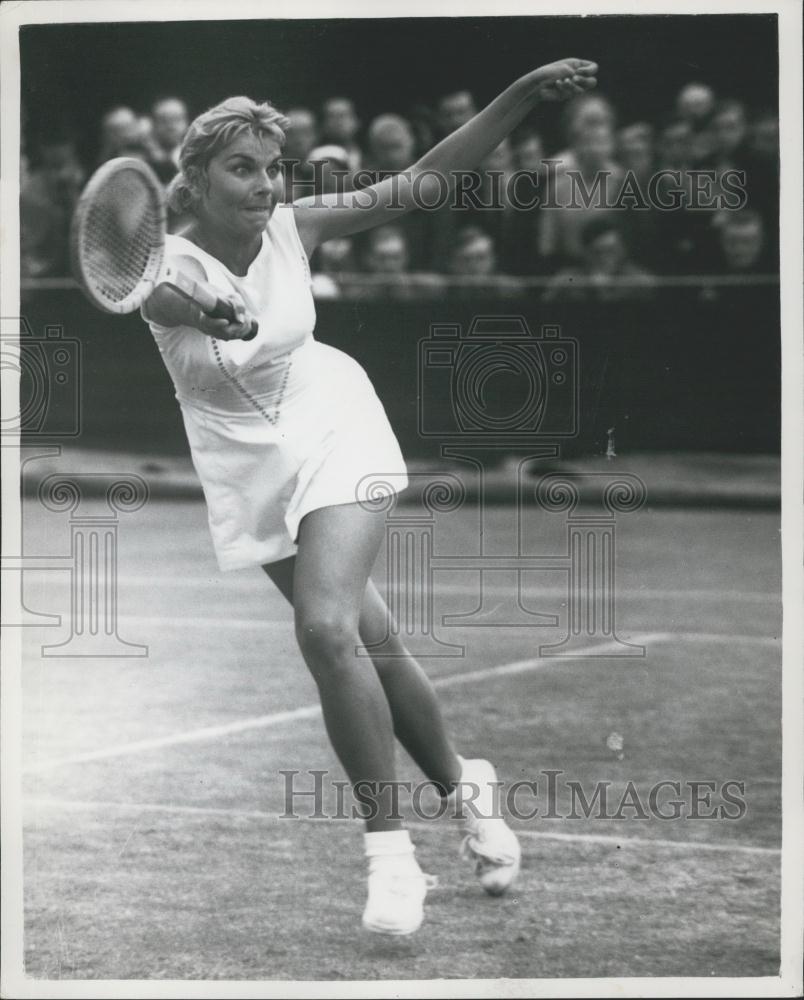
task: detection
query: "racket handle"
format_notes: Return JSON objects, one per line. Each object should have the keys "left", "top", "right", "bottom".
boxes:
{"left": 206, "top": 298, "right": 259, "bottom": 342}
{"left": 163, "top": 268, "right": 258, "bottom": 341}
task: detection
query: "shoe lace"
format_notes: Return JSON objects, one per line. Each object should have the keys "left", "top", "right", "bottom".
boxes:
{"left": 460, "top": 831, "right": 517, "bottom": 866}
{"left": 369, "top": 862, "right": 439, "bottom": 894}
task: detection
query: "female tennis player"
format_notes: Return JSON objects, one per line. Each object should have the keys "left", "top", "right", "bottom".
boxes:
{"left": 142, "top": 58, "right": 598, "bottom": 935}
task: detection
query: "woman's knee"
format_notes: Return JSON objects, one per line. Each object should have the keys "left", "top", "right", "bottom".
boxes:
{"left": 295, "top": 610, "right": 360, "bottom": 669}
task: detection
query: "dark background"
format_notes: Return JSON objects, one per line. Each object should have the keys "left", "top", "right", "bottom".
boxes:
{"left": 18, "top": 15, "right": 781, "bottom": 459}
{"left": 20, "top": 15, "right": 778, "bottom": 159}
{"left": 20, "top": 286, "right": 781, "bottom": 457}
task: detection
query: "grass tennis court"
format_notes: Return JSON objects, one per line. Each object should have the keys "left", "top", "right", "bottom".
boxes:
{"left": 19, "top": 497, "right": 782, "bottom": 981}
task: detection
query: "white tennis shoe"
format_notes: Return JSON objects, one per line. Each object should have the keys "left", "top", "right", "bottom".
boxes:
{"left": 361, "top": 857, "right": 436, "bottom": 935}
{"left": 456, "top": 757, "right": 521, "bottom": 896}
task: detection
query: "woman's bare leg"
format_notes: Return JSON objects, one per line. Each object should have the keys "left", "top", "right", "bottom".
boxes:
{"left": 358, "top": 580, "right": 461, "bottom": 795}
{"left": 273, "top": 501, "right": 400, "bottom": 832}
{"left": 264, "top": 558, "right": 461, "bottom": 798}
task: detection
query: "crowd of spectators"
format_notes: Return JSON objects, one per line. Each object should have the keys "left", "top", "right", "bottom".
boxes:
{"left": 21, "top": 82, "right": 779, "bottom": 300}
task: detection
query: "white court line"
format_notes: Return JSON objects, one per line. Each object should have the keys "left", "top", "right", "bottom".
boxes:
{"left": 23, "top": 630, "right": 778, "bottom": 774}
{"left": 27, "top": 571, "right": 780, "bottom": 604}
{"left": 25, "top": 796, "right": 780, "bottom": 858}
{"left": 23, "top": 634, "right": 666, "bottom": 773}
{"left": 658, "top": 632, "right": 780, "bottom": 647}
{"left": 116, "top": 615, "right": 289, "bottom": 631}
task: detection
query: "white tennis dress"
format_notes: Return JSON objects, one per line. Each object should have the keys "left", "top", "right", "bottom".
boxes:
{"left": 145, "top": 205, "right": 408, "bottom": 570}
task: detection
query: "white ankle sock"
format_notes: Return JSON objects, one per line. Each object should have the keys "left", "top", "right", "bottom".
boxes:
{"left": 364, "top": 829, "right": 415, "bottom": 859}
{"left": 451, "top": 757, "right": 498, "bottom": 821}
{"left": 445, "top": 755, "right": 467, "bottom": 808}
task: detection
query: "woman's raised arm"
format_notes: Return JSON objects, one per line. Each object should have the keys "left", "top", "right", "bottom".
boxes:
{"left": 292, "top": 58, "right": 597, "bottom": 252}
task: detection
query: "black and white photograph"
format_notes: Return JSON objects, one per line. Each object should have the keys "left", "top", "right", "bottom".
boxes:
{"left": 1, "top": 1, "right": 802, "bottom": 996}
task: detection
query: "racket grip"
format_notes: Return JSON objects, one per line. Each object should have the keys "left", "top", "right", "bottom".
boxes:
{"left": 162, "top": 269, "right": 259, "bottom": 341}
{"left": 207, "top": 297, "right": 259, "bottom": 341}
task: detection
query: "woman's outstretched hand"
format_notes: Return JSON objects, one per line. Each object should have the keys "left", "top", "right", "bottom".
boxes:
{"left": 532, "top": 59, "right": 598, "bottom": 101}
{"left": 194, "top": 292, "right": 256, "bottom": 342}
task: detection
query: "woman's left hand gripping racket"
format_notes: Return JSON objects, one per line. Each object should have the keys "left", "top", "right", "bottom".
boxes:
{"left": 70, "top": 157, "right": 258, "bottom": 341}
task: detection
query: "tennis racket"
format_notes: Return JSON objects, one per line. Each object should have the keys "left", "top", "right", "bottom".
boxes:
{"left": 70, "top": 157, "right": 258, "bottom": 341}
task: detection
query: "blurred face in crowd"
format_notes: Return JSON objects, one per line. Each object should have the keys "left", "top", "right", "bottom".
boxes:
{"left": 368, "top": 117, "right": 415, "bottom": 173}
{"left": 101, "top": 107, "right": 141, "bottom": 153}
{"left": 152, "top": 98, "right": 189, "bottom": 152}
{"left": 618, "top": 123, "right": 653, "bottom": 174}
{"left": 749, "top": 114, "right": 779, "bottom": 159}
{"left": 40, "top": 141, "right": 84, "bottom": 196}
{"left": 450, "top": 233, "right": 496, "bottom": 276}
{"left": 310, "top": 152, "right": 351, "bottom": 194}
{"left": 689, "top": 123, "right": 716, "bottom": 164}
{"left": 658, "top": 121, "right": 691, "bottom": 168}
{"left": 284, "top": 108, "right": 317, "bottom": 162}
{"left": 322, "top": 99, "right": 359, "bottom": 145}
{"left": 711, "top": 104, "right": 747, "bottom": 158}
{"left": 573, "top": 122, "right": 615, "bottom": 168}
{"left": 585, "top": 227, "right": 626, "bottom": 275}
{"left": 676, "top": 83, "right": 715, "bottom": 123}
{"left": 365, "top": 230, "right": 409, "bottom": 274}
{"left": 513, "top": 133, "right": 545, "bottom": 173}
{"left": 318, "top": 237, "right": 354, "bottom": 273}
{"left": 437, "top": 91, "right": 476, "bottom": 135}
{"left": 720, "top": 216, "right": 764, "bottom": 271}
{"left": 567, "top": 95, "right": 615, "bottom": 142}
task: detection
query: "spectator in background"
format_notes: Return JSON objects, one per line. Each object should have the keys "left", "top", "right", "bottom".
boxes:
{"left": 710, "top": 100, "right": 748, "bottom": 166}
{"left": 282, "top": 107, "right": 318, "bottom": 201}
{"left": 310, "top": 236, "right": 358, "bottom": 300}
{"left": 363, "top": 115, "right": 430, "bottom": 269}
{"left": 675, "top": 82, "right": 716, "bottom": 127}
{"left": 748, "top": 111, "right": 779, "bottom": 161}
{"left": 352, "top": 225, "right": 408, "bottom": 300}
{"left": 363, "top": 225, "right": 410, "bottom": 274}
{"left": 435, "top": 89, "right": 477, "bottom": 137}
{"left": 616, "top": 121, "right": 661, "bottom": 270}
{"left": 447, "top": 227, "right": 521, "bottom": 298}
{"left": 448, "top": 226, "right": 497, "bottom": 277}
{"left": 618, "top": 121, "right": 654, "bottom": 182}
{"left": 320, "top": 97, "right": 362, "bottom": 170}
{"left": 365, "top": 114, "right": 416, "bottom": 174}
{"left": 21, "top": 135, "right": 85, "bottom": 277}
{"left": 308, "top": 144, "right": 353, "bottom": 196}
{"left": 657, "top": 118, "right": 692, "bottom": 170}
{"left": 315, "top": 236, "right": 358, "bottom": 274}
{"left": 98, "top": 106, "right": 142, "bottom": 163}
{"left": 407, "top": 104, "right": 437, "bottom": 159}
{"left": 539, "top": 94, "right": 624, "bottom": 266}
{"left": 427, "top": 136, "right": 518, "bottom": 274}
{"left": 503, "top": 129, "right": 550, "bottom": 276}
{"left": 675, "top": 83, "right": 718, "bottom": 165}
{"left": 544, "top": 216, "right": 654, "bottom": 303}
{"left": 559, "top": 92, "right": 616, "bottom": 143}
{"left": 350, "top": 225, "right": 443, "bottom": 300}
{"left": 151, "top": 96, "right": 189, "bottom": 173}
{"left": 712, "top": 209, "right": 768, "bottom": 275}
{"left": 512, "top": 128, "right": 545, "bottom": 173}
{"left": 745, "top": 110, "right": 779, "bottom": 264}
{"left": 651, "top": 118, "right": 701, "bottom": 274}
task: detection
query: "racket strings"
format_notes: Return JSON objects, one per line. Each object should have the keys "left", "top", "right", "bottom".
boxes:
{"left": 80, "top": 168, "right": 163, "bottom": 307}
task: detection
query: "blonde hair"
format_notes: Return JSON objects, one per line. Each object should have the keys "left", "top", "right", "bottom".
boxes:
{"left": 167, "top": 96, "right": 290, "bottom": 214}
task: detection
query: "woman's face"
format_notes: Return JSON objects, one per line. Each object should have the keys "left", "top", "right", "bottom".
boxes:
{"left": 197, "top": 130, "right": 285, "bottom": 240}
